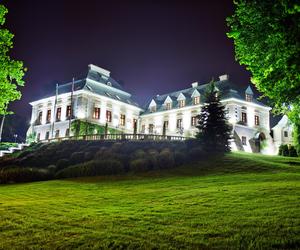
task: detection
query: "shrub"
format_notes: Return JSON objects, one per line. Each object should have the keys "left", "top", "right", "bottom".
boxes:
{"left": 70, "top": 151, "right": 85, "bottom": 164}
{"left": 157, "top": 148, "right": 175, "bottom": 169}
{"left": 56, "top": 158, "right": 70, "bottom": 170}
{"left": 129, "top": 158, "right": 149, "bottom": 172}
{"left": 0, "top": 167, "right": 52, "bottom": 184}
{"left": 289, "top": 146, "right": 298, "bottom": 157}
{"left": 188, "top": 147, "right": 204, "bottom": 161}
{"left": 146, "top": 149, "right": 159, "bottom": 170}
{"left": 84, "top": 151, "right": 94, "bottom": 161}
{"left": 55, "top": 159, "right": 124, "bottom": 179}
{"left": 279, "top": 144, "right": 289, "bottom": 156}
{"left": 131, "top": 149, "right": 146, "bottom": 160}
{"left": 174, "top": 151, "right": 186, "bottom": 166}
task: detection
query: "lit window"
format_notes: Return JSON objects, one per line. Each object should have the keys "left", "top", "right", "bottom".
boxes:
{"left": 66, "top": 105, "right": 71, "bottom": 119}
{"left": 106, "top": 110, "right": 112, "bottom": 122}
{"left": 242, "top": 136, "right": 247, "bottom": 145}
{"left": 241, "top": 112, "right": 247, "bottom": 124}
{"left": 179, "top": 100, "right": 185, "bottom": 108}
{"left": 93, "top": 107, "right": 100, "bottom": 119}
{"left": 191, "top": 116, "right": 198, "bottom": 126}
{"left": 284, "top": 131, "right": 288, "bottom": 137}
{"left": 166, "top": 102, "right": 172, "bottom": 110}
{"left": 177, "top": 119, "right": 182, "bottom": 129}
{"left": 46, "top": 110, "right": 51, "bottom": 123}
{"left": 56, "top": 107, "right": 61, "bottom": 121}
{"left": 193, "top": 96, "right": 200, "bottom": 105}
{"left": 120, "top": 114, "right": 126, "bottom": 126}
{"left": 254, "top": 115, "right": 259, "bottom": 126}
{"left": 115, "top": 95, "right": 121, "bottom": 100}
{"left": 246, "top": 94, "right": 253, "bottom": 102}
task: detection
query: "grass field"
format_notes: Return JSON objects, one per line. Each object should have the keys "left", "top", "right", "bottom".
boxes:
{"left": 0, "top": 152, "right": 300, "bottom": 249}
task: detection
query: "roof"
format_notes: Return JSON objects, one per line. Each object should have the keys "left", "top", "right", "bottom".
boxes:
{"left": 245, "top": 85, "right": 254, "bottom": 95}
{"left": 33, "top": 65, "right": 140, "bottom": 108}
{"left": 142, "top": 79, "right": 269, "bottom": 115}
{"left": 272, "top": 115, "right": 292, "bottom": 129}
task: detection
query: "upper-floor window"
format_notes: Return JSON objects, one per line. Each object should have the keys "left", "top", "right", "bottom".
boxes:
{"left": 284, "top": 131, "right": 288, "bottom": 137}
{"left": 193, "top": 96, "right": 200, "bottom": 105}
{"left": 241, "top": 112, "right": 247, "bottom": 124}
{"left": 37, "top": 111, "right": 42, "bottom": 125}
{"left": 242, "top": 136, "right": 247, "bottom": 145}
{"left": 246, "top": 94, "right": 253, "bottom": 102}
{"left": 106, "top": 110, "right": 112, "bottom": 122}
{"left": 46, "top": 110, "right": 51, "bottom": 124}
{"left": 93, "top": 107, "right": 100, "bottom": 119}
{"left": 254, "top": 115, "right": 260, "bottom": 126}
{"left": 56, "top": 107, "right": 61, "bottom": 121}
{"left": 66, "top": 105, "right": 71, "bottom": 119}
{"left": 163, "top": 120, "right": 169, "bottom": 130}
{"left": 150, "top": 106, "right": 156, "bottom": 112}
{"left": 177, "top": 118, "right": 182, "bottom": 129}
{"left": 179, "top": 100, "right": 185, "bottom": 108}
{"left": 166, "top": 102, "right": 172, "bottom": 110}
{"left": 133, "top": 119, "right": 137, "bottom": 129}
{"left": 149, "top": 124, "right": 154, "bottom": 134}
{"left": 120, "top": 114, "right": 126, "bottom": 126}
{"left": 191, "top": 116, "right": 198, "bottom": 127}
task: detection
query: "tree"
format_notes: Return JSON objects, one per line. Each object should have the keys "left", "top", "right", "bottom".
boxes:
{"left": 226, "top": 0, "right": 300, "bottom": 152}
{"left": 196, "top": 81, "right": 232, "bottom": 153}
{"left": 0, "top": 5, "right": 26, "bottom": 141}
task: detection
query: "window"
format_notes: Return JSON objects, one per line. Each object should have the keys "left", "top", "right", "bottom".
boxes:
{"left": 149, "top": 124, "right": 154, "bottom": 134}
{"left": 66, "top": 105, "right": 71, "bottom": 119}
{"left": 55, "top": 130, "right": 60, "bottom": 138}
{"left": 246, "top": 94, "right": 253, "bottom": 102}
{"left": 46, "top": 110, "right": 51, "bottom": 123}
{"left": 191, "top": 116, "right": 198, "bottom": 126}
{"left": 242, "top": 136, "right": 247, "bottom": 145}
{"left": 193, "top": 96, "right": 200, "bottom": 105}
{"left": 37, "top": 111, "right": 42, "bottom": 125}
{"left": 141, "top": 125, "right": 145, "bottom": 133}
{"left": 254, "top": 115, "right": 260, "bottom": 126}
{"left": 150, "top": 106, "right": 156, "bottom": 112}
{"left": 37, "top": 133, "right": 40, "bottom": 141}
{"left": 163, "top": 120, "right": 169, "bottom": 129}
{"left": 65, "top": 128, "right": 70, "bottom": 137}
{"left": 133, "top": 119, "right": 137, "bottom": 129}
{"left": 45, "top": 131, "right": 50, "bottom": 140}
{"left": 284, "top": 131, "right": 288, "bottom": 137}
{"left": 106, "top": 110, "right": 112, "bottom": 122}
{"left": 93, "top": 107, "right": 100, "bottom": 119}
{"left": 241, "top": 112, "right": 247, "bottom": 124}
{"left": 166, "top": 102, "right": 172, "bottom": 110}
{"left": 179, "top": 100, "right": 185, "bottom": 108}
{"left": 177, "top": 119, "right": 182, "bottom": 129}
{"left": 120, "top": 114, "right": 126, "bottom": 126}
{"left": 56, "top": 107, "right": 61, "bottom": 121}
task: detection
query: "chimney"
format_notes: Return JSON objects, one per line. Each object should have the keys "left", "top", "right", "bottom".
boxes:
{"left": 219, "top": 74, "right": 229, "bottom": 81}
{"left": 191, "top": 82, "right": 198, "bottom": 88}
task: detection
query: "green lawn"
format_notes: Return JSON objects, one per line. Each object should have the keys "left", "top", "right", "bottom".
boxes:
{"left": 0, "top": 153, "right": 300, "bottom": 249}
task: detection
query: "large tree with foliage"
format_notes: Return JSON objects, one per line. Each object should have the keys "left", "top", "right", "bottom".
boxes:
{"left": 226, "top": 0, "right": 300, "bottom": 152}
{"left": 196, "top": 82, "right": 232, "bottom": 153}
{"left": 0, "top": 5, "right": 26, "bottom": 141}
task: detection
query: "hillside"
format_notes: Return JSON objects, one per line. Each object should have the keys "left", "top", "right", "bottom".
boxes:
{"left": 0, "top": 153, "right": 299, "bottom": 249}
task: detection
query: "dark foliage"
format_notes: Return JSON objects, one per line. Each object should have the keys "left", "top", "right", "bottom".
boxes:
{"left": 196, "top": 82, "right": 232, "bottom": 153}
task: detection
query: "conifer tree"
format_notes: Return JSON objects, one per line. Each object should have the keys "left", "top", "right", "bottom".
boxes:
{"left": 196, "top": 81, "right": 232, "bottom": 153}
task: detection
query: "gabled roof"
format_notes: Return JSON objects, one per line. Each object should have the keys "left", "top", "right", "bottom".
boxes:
{"left": 245, "top": 85, "right": 254, "bottom": 95}
{"left": 177, "top": 93, "right": 186, "bottom": 100}
{"left": 32, "top": 65, "right": 140, "bottom": 108}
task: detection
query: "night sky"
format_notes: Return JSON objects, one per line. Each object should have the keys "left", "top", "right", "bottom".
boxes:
{"left": 4, "top": 0, "right": 254, "bottom": 122}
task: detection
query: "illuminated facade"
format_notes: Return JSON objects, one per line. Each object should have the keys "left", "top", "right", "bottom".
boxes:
{"left": 28, "top": 65, "right": 278, "bottom": 154}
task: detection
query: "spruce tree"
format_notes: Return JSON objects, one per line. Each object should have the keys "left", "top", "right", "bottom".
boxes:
{"left": 196, "top": 81, "right": 232, "bottom": 153}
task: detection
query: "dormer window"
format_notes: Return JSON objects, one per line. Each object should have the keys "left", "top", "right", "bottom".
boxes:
{"left": 107, "top": 82, "right": 112, "bottom": 86}
{"left": 193, "top": 96, "right": 200, "bottom": 105}
{"left": 166, "top": 102, "right": 172, "bottom": 110}
{"left": 150, "top": 106, "right": 156, "bottom": 112}
{"left": 246, "top": 94, "right": 253, "bottom": 102}
{"left": 179, "top": 100, "right": 185, "bottom": 108}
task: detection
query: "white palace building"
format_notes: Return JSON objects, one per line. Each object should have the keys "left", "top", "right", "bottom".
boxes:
{"left": 27, "top": 64, "right": 292, "bottom": 155}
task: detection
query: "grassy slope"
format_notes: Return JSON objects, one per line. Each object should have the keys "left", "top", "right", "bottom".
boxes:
{"left": 0, "top": 153, "right": 299, "bottom": 249}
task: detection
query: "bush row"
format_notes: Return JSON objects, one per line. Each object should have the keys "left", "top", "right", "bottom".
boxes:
{"left": 278, "top": 144, "right": 298, "bottom": 157}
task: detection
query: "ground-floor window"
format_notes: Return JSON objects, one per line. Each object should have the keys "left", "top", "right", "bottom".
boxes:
{"left": 284, "top": 131, "right": 288, "bottom": 137}
{"left": 149, "top": 124, "right": 154, "bottom": 134}
{"left": 37, "top": 133, "right": 40, "bottom": 141}
{"left": 65, "top": 128, "right": 70, "bottom": 137}
{"left": 177, "top": 119, "right": 182, "bottom": 129}
{"left": 55, "top": 130, "right": 60, "bottom": 138}
{"left": 106, "top": 110, "right": 112, "bottom": 122}
{"left": 93, "top": 107, "right": 100, "bottom": 119}
{"left": 191, "top": 116, "right": 198, "bottom": 126}
{"left": 45, "top": 131, "right": 50, "bottom": 140}
{"left": 120, "top": 114, "right": 126, "bottom": 126}
{"left": 242, "top": 136, "right": 247, "bottom": 145}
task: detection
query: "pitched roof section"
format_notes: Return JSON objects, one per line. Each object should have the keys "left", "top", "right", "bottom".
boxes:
{"left": 245, "top": 85, "right": 254, "bottom": 95}
{"left": 142, "top": 78, "right": 269, "bottom": 114}
{"left": 34, "top": 65, "right": 140, "bottom": 108}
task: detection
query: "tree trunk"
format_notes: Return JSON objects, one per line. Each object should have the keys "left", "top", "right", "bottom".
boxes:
{"left": 0, "top": 114, "right": 6, "bottom": 142}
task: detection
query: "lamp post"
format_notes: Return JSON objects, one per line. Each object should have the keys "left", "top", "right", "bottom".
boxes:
{"left": 14, "top": 134, "right": 18, "bottom": 143}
